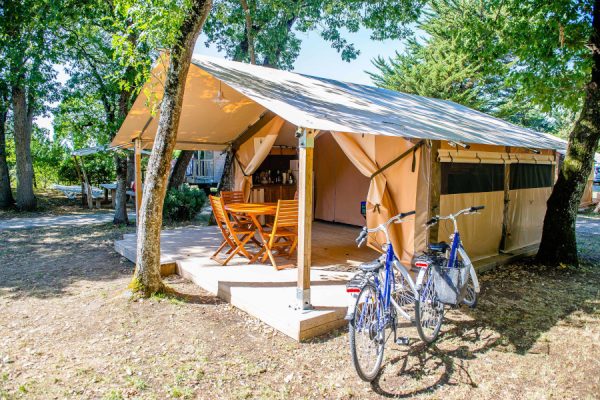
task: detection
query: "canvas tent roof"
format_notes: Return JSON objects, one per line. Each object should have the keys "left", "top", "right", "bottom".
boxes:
{"left": 112, "top": 55, "right": 567, "bottom": 151}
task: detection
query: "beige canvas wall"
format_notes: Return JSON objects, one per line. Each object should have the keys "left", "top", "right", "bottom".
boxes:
{"left": 438, "top": 191, "right": 504, "bottom": 261}
{"left": 581, "top": 177, "right": 594, "bottom": 207}
{"left": 504, "top": 187, "right": 552, "bottom": 251}
{"left": 314, "top": 132, "right": 370, "bottom": 227}
{"left": 328, "top": 132, "right": 423, "bottom": 266}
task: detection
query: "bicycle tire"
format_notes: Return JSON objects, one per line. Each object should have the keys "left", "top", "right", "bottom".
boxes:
{"left": 415, "top": 265, "right": 444, "bottom": 344}
{"left": 349, "top": 283, "right": 385, "bottom": 382}
{"left": 462, "top": 271, "right": 478, "bottom": 308}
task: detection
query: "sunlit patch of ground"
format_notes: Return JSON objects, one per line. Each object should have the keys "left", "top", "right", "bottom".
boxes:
{"left": 0, "top": 213, "right": 598, "bottom": 399}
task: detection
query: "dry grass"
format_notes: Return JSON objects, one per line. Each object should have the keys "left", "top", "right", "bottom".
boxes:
{"left": 0, "top": 189, "right": 100, "bottom": 220}
{"left": 0, "top": 213, "right": 599, "bottom": 399}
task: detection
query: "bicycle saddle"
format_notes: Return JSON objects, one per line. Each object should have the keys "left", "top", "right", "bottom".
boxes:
{"left": 429, "top": 241, "right": 450, "bottom": 253}
{"left": 358, "top": 259, "right": 384, "bottom": 273}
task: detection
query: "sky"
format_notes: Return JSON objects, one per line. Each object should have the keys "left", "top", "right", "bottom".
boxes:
{"left": 36, "top": 28, "right": 405, "bottom": 132}
{"left": 193, "top": 29, "right": 404, "bottom": 85}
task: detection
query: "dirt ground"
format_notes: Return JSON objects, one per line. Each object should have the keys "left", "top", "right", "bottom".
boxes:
{"left": 1, "top": 202, "right": 599, "bottom": 399}
{"left": 0, "top": 190, "right": 109, "bottom": 221}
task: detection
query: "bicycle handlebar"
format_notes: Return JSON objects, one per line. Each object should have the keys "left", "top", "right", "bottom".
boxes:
{"left": 425, "top": 205, "right": 485, "bottom": 228}
{"left": 355, "top": 210, "right": 416, "bottom": 247}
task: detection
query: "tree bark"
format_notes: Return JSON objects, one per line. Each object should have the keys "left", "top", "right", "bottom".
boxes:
{"left": 168, "top": 150, "right": 193, "bottom": 190}
{"left": 113, "top": 153, "right": 129, "bottom": 224}
{"left": 218, "top": 149, "right": 234, "bottom": 191}
{"left": 132, "top": 0, "right": 213, "bottom": 295}
{"left": 11, "top": 85, "right": 36, "bottom": 211}
{"left": 126, "top": 151, "right": 135, "bottom": 187}
{"left": 0, "top": 101, "right": 14, "bottom": 209}
{"left": 536, "top": 0, "right": 600, "bottom": 266}
{"left": 239, "top": 0, "right": 256, "bottom": 65}
{"left": 113, "top": 85, "right": 133, "bottom": 224}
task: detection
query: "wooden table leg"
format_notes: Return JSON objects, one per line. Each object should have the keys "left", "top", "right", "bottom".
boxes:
{"left": 111, "top": 189, "right": 116, "bottom": 208}
{"left": 248, "top": 214, "right": 268, "bottom": 264}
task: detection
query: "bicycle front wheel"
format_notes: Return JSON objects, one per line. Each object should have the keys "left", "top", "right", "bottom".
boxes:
{"left": 462, "top": 269, "right": 478, "bottom": 308}
{"left": 349, "top": 283, "right": 385, "bottom": 382}
{"left": 415, "top": 265, "right": 444, "bottom": 344}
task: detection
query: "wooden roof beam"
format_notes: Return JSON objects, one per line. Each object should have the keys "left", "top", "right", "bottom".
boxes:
{"left": 231, "top": 110, "right": 278, "bottom": 150}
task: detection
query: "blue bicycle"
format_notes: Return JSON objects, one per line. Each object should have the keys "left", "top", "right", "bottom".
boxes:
{"left": 347, "top": 206, "right": 483, "bottom": 381}
{"left": 346, "top": 210, "right": 420, "bottom": 381}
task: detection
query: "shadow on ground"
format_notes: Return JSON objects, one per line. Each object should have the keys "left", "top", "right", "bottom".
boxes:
{"left": 0, "top": 223, "right": 136, "bottom": 298}
{"left": 367, "top": 215, "right": 600, "bottom": 398}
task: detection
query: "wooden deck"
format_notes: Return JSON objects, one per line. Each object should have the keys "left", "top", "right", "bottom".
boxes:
{"left": 113, "top": 221, "right": 536, "bottom": 340}
{"left": 114, "top": 221, "right": 375, "bottom": 340}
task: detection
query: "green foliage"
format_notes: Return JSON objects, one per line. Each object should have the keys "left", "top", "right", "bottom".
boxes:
{"left": 369, "top": 0, "right": 586, "bottom": 134}
{"left": 30, "top": 127, "right": 67, "bottom": 188}
{"left": 111, "top": 0, "right": 193, "bottom": 90}
{"left": 371, "top": 38, "right": 487, "bottom": 111}
{"left": 203, "top": 0, "right": 425, "bottom": 69}
{"left": 163, "top": 185, "right": 206, "bottom": 222}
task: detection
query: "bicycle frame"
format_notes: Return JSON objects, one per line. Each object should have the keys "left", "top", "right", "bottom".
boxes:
{"left": 347, "top": 212, "right": 425, "bottom": 325}
{"left": 432, "top": 209, "right": 481, "bottom": 296}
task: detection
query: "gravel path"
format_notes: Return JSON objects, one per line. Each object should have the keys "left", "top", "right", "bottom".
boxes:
{"left": 0, "top": 212, "right": 136, "bottom": 230}
{"left": 576, "top": 215, "right": 600, "bottom": 236}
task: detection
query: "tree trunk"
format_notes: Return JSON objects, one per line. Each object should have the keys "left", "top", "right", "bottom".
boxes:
{"left": 12, "top": 85, "right": 36, "bottom": 211}
{"left": 113, "top": 153, "right": 129, "bottom": 224}
{"left": 239, "top": 0, "right": 256, "bottom": 64}
{"left": 126, "top": 151, "right": 135, "bottom": 188}
{"left": 113, "top": 85, "right": 133, "bottom": 224}
{"left": 132, "top": 0, "right": 213, "bottom": 295}
{"left": 218, "top": 149, "right": 234, "bottom": 191}
{"left": 536, "top": 0, "right": 600, "bottom": 266}
{"left": 168, "top": 150, "right": 193, "bottom": 190}
{"left": 0, "top": 104, "right": 14, "bottom": 209}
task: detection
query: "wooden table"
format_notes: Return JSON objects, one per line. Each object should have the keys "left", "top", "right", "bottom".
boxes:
{"left": 225, "top": 203, "right": 277, "bottom": 263}
{"left": 100, "top": 183, "right": 117, "bottom": 207}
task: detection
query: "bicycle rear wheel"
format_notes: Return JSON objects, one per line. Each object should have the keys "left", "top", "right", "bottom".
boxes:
{"left": 462, "top": 270, "right": 478, "bottom": 308}
{"left": 349, "top": 283, "right": 385, "bottom": 382}
{"left": 415, "top": 265, "right": 444, "bottom": 344}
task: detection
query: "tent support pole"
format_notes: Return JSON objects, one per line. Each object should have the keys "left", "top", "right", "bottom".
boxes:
{"left": 134, "top": 138, "right": 143, "bottom": 224}
{"left": 428, "top": 140, "right": 441, "bottom": 244}
{"left": 500, "top": 147, "right": 511, "bottom": 250}
{"left": 296, "top": 128, "right": 315, "bottom": 310}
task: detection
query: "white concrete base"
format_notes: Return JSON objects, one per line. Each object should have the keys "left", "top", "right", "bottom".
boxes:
{"left": 114, "top": 222, "right": 375, "bottom": 341}
{"left": 178, "top": 261, "right": 353, "bottom": 340}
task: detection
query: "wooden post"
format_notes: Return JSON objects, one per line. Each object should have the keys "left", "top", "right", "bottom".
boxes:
{"left": 297, "top": 128, "right": 315, "bottom": 310}
{"left": 72, "top": 155, "right": 85, "bottom": 208}
{"left": 134, "top": 138, "right": 143, "bottom": 223}
{"left": 428, "top": 140, "right": 441, "bottom": 244}
{"left": 77, "top": 156, "right": 94, "bottom": 209}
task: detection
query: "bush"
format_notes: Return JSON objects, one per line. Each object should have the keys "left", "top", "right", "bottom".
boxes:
{"left": 163, "top": 185, "right": 207, "bottom": 222}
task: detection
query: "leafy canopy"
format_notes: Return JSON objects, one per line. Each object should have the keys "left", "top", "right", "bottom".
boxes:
{"left": 370, "top": 0, "right": 591, "bottom": 134}
{"left": 203, "top": 0, "right": 425, "bottom": 69}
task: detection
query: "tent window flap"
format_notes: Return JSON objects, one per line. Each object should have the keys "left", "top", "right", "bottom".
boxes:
{"left": 510, "top": 164, "right": 553, "bottom": 190}
{"left": 441, "top": 163, "right": 504, "bottom": 195}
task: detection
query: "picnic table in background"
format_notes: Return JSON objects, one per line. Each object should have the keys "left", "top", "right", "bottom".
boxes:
{"left": 51, "top": 184, "right": 104, "bottom": 208}
{"left": 100, "top": 183, "right": 117, "bottom": 208}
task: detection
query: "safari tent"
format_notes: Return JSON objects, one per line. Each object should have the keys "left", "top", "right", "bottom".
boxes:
{"left": 112, "top": 54, "right": 568, "bottom": 308}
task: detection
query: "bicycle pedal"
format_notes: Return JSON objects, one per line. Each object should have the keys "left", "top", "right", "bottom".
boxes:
{"left": 395, "top": 336, "right": 410, "bottom": 346}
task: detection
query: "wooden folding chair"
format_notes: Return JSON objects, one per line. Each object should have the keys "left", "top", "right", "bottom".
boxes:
{"left": 221, "top": 190, "right": 246, "bottom": 204}
{"left": 261, "top": 200, "right": 298, "bottom": 270}
{"left": 220, "top": 190, "right": 260, "bottom": 245}
{"left": 209, "top": 195, "right": 256, "bottom": 266}
{"left": 221, "top": 190, "right": 253, "bottom": 226}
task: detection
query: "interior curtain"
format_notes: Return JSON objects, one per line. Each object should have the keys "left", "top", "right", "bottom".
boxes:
{"left": 331, "top": 131, "right": 401, "bottom": 256}
{"left": 234, "top": 117, "right": 285, "bottom": 201}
